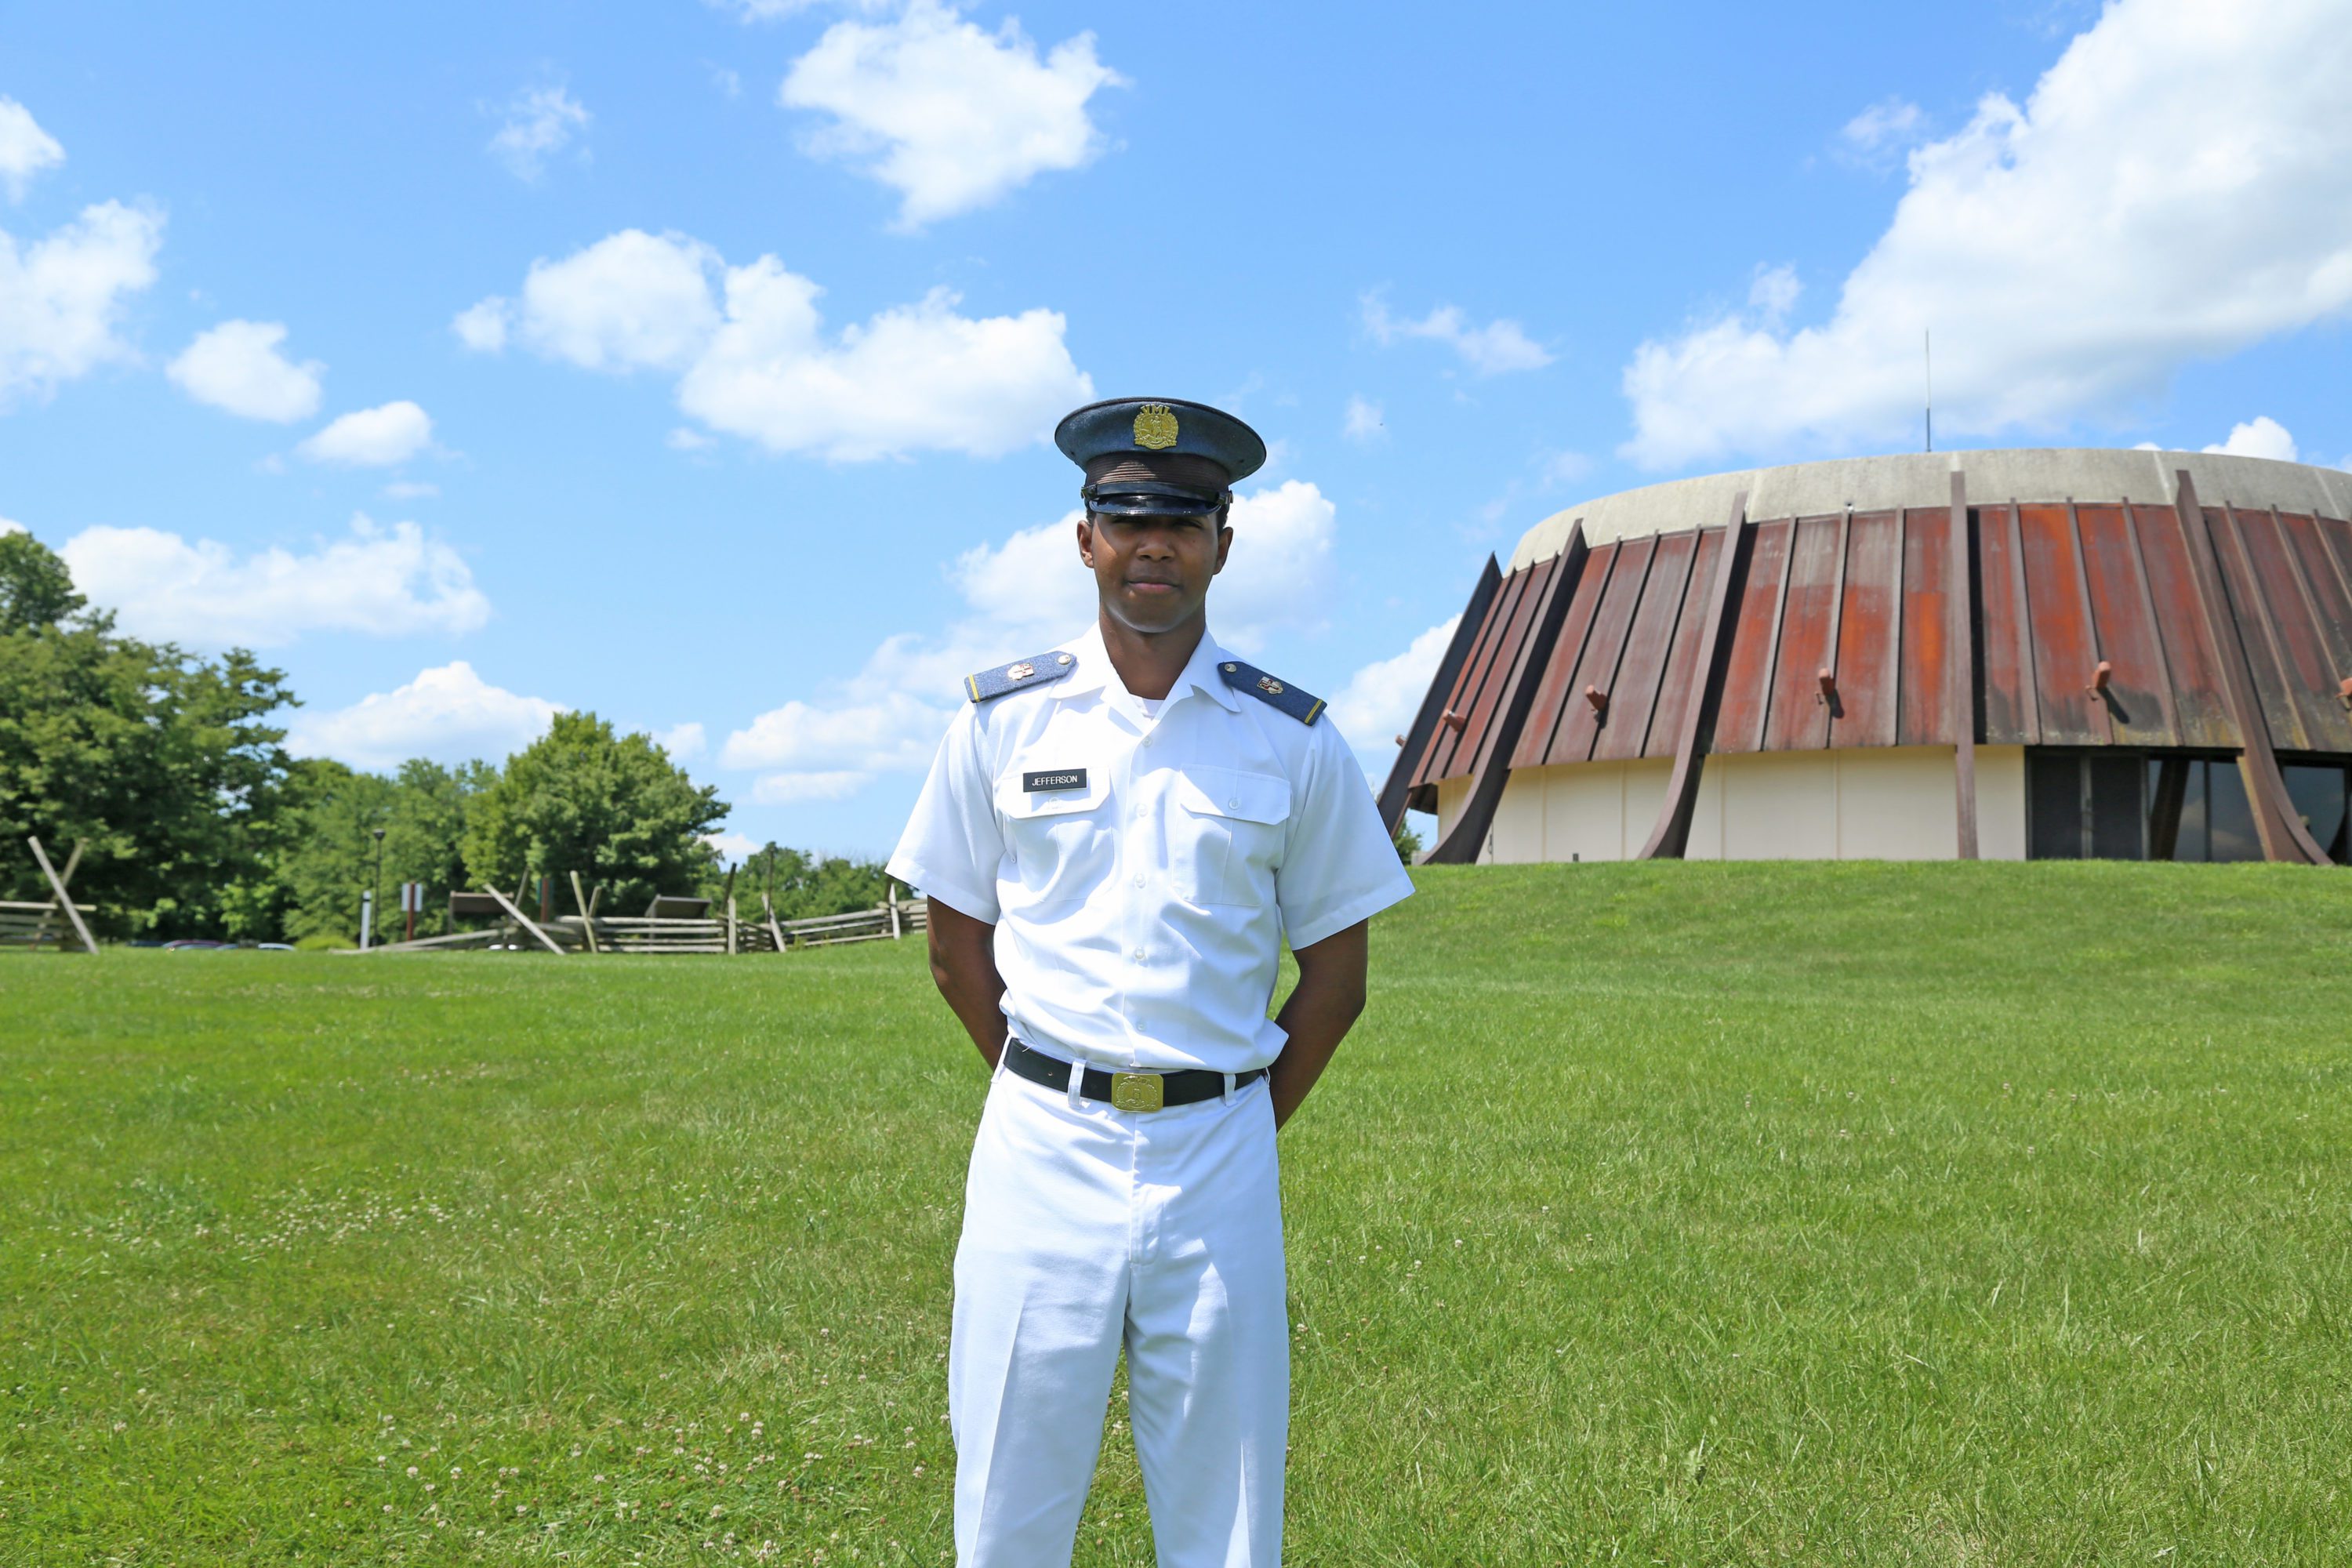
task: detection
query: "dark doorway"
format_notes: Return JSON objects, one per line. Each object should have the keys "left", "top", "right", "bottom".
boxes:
{"left": 2027, "top": 750, "right": 2147, "bottom": 860}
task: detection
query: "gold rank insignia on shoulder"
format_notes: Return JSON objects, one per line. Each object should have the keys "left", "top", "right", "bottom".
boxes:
{"left": 1132, "top": 402, "right": 1179, "bottom": 450}
{"left": 967, "top": 650, "right": 1078, "bottom": 703}
{"left": 1218, "top": 658, "right": 1323, "bottom": 724}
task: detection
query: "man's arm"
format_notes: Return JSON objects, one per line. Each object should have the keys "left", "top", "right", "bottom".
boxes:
{"left": 926, "top": 898, "right": 1009, "bottom": 1069}
{"left": 1265, "top": 919, "right": 1368, "bottom": 1131}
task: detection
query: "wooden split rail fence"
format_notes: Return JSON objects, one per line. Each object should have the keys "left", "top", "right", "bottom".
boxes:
{"left": 2, "top": 838, "right": 99, "bottom": 953}
{"left": 360, "top": 884, "right": 925, "bottom": 956}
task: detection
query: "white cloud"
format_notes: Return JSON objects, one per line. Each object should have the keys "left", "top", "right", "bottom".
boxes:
{"left": 780, "top": 0, "right": 1124, "bottom": 227}
{"left": 299, "top": 401, "right": 434, "bottom": 466}
{"left": 0, "top": 98, "right": 65, "bottom": 200}
{"left": 722, "top": 690, "right": 946, "bottom": 773}
{"left": 681, "top": 270, "right": 1088, "bottom": 459}
{"left": 58, "top": 514, "right": 489, "bottom": 648}
{"left": 0, "top": 201, "right": 164, "bottom": 405}
{"left": 451, "top": 297, "right": 511, "bottom": 353}
{"left": 2202, "top": 415, "right": 2297, "bottom": 463}
{"left": 1362, "top": 294, "right": 1552, "bottom": 376}
{"left": 384, "top": 481, "right": 439, "bottom": 499}
{"left": 750, "top": 770, "right": 870, "bottom": 804}
{"left": 666, "top": 426, "right": 717, "bottom": 451}
{"left": 717, "top": 478, "right": 1341, "bottom": 802}
{"left": 514, "top": 230, "right": 720, "bottom": 372}
{"left": 703, "top": 829, "right": 763, "bottom": 861}
{"left": 1623, "top": 0, "right": 2352, "bottom": 470}
{"left": 488, "top": 84, "right": 590, "bottom": 181}
{"left": 1835, "top": 97, "right": 1926, "bottom": 171}
{"left": 482, "top": 227, "right": 1088, "bottom": 459}
{"left": 653, "top": 720, "right": 707, "bottom": 760}
{"left": 0, "top": 515, "right": 22, "bottom": 535}
{"left": 165, "top": 320, "right": 323, "bottom": 423}
{"left": 1327, "top": 617, "right": 1460, "bottom": 760}
{"left": 1344, "top": 395, "right": 1385, "bottom": 442}
{"left": 288, "top": 662, "right": 563, "bottom": 771}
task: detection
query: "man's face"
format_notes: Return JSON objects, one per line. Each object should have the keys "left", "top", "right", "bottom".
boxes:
{"left": 1078, "top": 510, "right": 1232, "bottom": 635}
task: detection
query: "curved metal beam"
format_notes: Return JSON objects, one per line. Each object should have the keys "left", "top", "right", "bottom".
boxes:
{"left": 2171, "top": 470, "right": 2332, "bottom": 866}
{"left": 1635, "top": 493, "right": 1749, "bottom": 860}
{"left": 1426, "top": 527, "right": 1588, "bottom": 865}
{"left": 1376, "top": 555, "right": 1501, "bottom": 833}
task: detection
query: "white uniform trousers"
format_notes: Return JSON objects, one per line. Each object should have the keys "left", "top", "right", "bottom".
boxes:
{"left": 950, "top": 1058, "right": 1288, "bottom": 1567}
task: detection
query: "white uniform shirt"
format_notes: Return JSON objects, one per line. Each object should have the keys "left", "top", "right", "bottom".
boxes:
{"left": 887, "top": 623, "right": 1414, "bottom": 1074}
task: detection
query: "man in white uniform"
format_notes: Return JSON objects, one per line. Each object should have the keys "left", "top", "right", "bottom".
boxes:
{"left": 887, "top": 397, "right": 1414, "bottom": 1567}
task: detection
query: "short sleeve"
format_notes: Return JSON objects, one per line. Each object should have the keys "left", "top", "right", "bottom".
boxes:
{"left": 1274, "top": 722, "right": 1415, "bottom": 949}
{"left": 886, "top": 704, "right": 1004, "bottom": 924}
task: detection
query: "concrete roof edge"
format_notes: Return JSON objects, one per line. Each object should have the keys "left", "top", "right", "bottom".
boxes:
{"left": 1507, "top": 448, "right": 2352, "bottom": 569}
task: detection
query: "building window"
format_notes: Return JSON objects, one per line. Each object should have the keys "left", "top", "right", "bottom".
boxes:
{"left": 2143, "top": 757, "right": 2351, "bottom": 864}
{"left": 2027, "top": 750, "right": 2146, "bottom": 860}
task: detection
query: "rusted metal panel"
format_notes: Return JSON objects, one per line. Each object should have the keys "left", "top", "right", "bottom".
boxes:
{"left": 1468, "top": 554, "right": 1566, "bottom": 777}
{"left": 1710, "top": 516, "right": 1793, "bottom": 754}
{"left": 1381, "top": 556, "right": 1501, "bottom": 828}
{"left": 1417, "top": 564, "right": 1530, "bottom": 784}
{"left": 1427, "top": 528, "right": 1588, "bottom": 864}
{"left": 2235, "top": 507, "right": 2351, "bottom": 753}
{"left": 1595, "top": 530, "right": 1697, "bottom": 762}
{"left": 1644, "top": 527, "right": 1728, "bottom": 759}
{"left": 2131, "top": 502, "right": 2236, "bottom": 748}
{"left": 2279, "top": 513, "right": 2352, "bottom": 747}
{"left": 2172, "top": 472, "right": 2331, "bottom": 865}
{"left": 1762, "top": 514, "right": 1844, "bottom": 753}
{"left": 1829, "top": 510, "right": 1901, "bottom": 750}
{"left": 1949, "top": 475, "right": 1980, "bottom": 857}
{"left": 2017, "top": 503, "right": 2102, "bottom": 744}
{"left": 1544, "top": 534, "right": 1657, "bottom": 764}
{"left": 2211, "top": 506, "right": 2310, "bottom": 753}
{"left": 1976, "top": 503, "right": 2038, "bottom": 745}
{"left": 1897, "top": 506, "right": 1954, "bottom": 746}
{"left": 1638, "top": 495, "right": 1751, "bottom": 859}
{"left": 2075, "top": 503, "right": 2174, "bottom": 746}
{"left": 1511, "top": 540, "right": 1620, "bottom": 768}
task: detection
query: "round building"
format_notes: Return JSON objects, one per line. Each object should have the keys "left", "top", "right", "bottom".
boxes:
{"left": 1377, "top": 449, "right": 2352, "bottom": 866}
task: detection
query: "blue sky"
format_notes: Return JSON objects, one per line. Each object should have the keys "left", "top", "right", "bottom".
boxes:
{"left": 5, "top": 0, "right": 2348, "bottom": 858}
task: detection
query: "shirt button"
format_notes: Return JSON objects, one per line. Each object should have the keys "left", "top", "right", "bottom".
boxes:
{"left": 1132, "top": 947, "right": 1145, "bottom": 960}
{"left": 1227, "top": 798, "right": 1239, "bottom": 809}
{"left": 1133, "top": 875, "right": 1145, "bottom": 887}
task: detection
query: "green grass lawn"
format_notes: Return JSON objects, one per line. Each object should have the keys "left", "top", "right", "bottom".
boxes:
{"left": 4, "top": 861, "right": 2350, "bottom": 1566}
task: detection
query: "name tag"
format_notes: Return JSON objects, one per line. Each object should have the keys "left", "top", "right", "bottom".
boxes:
{"left": 1022, "top": 768, "right": 1087, "bottom": 793}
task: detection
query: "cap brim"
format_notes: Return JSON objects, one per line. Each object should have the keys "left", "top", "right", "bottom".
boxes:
{"left": 1083, "top": 482, "right": 1229, "bottom": 518}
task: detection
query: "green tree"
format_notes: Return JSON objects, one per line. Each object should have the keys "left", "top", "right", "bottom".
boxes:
{"left": 380, "top": 758, "right": 494, "bottom": 936}
{"left": 463, "top": 712, "right": 726, "bottom": 913}
{"left": 0, "top": 529, "right": 85, "bottom": 633}
{"left": 0, "top": 532, "right": 296, "bottom": 939}
{"left": 274, "top": 759, "right": 397, "bottom": 946}
{"left": 723, "top": 844, "right": 898, "bottom": 920}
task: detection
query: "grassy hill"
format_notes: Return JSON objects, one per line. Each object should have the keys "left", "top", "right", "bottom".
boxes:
{"left": 4, "top": 862, "right": 2347, "bottom": 1564}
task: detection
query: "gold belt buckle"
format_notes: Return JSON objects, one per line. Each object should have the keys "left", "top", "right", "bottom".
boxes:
{"left": 1109, "top": 1072, "right": 1165, "bottom": 1113}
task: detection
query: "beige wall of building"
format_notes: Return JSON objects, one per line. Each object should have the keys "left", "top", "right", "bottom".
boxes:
{"left": 1432, "top": 745, "right": 2031, "bottom": 863}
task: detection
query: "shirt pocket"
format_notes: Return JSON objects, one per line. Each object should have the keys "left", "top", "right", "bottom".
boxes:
{"left": 994, "top": 767, "right": 1113, "bottom": 908}
{"left": 1170, "top": 767, "right": 1290, "bottom": 908}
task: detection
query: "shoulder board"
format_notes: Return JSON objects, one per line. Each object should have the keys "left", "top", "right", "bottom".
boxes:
{"left": 1217, "top": 659, "right": 1324, "bottom": 724}
{"left": 965, "top": 650, "right": 1077, "bottom": 703}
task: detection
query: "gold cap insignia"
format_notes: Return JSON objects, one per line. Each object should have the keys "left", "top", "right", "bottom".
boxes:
{"left": 1258, "top": 675, "right": 1285, "bottom": 695}
{"left": 1056, "top": 653, "right": 1073, "bottom": 664}
{"left": 1132, "top": 403, "right": 1179, "bottom": 451}
{"left": 1005, "top": 661, "right": 1035, "bottom": 681}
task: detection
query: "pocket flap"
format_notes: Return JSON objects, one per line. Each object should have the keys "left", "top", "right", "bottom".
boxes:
{"left": 1173, "top": 768, "right": 1290, "bottom": 825}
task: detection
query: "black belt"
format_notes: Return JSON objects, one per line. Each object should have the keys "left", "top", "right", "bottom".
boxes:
{"left": 1004, "top": 1039, "right": 1264, "bottom": 1113}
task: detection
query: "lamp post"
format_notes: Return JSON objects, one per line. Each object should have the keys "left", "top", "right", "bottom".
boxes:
{"left": 368, "top": 826, "right": 387, "bottom": 951}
